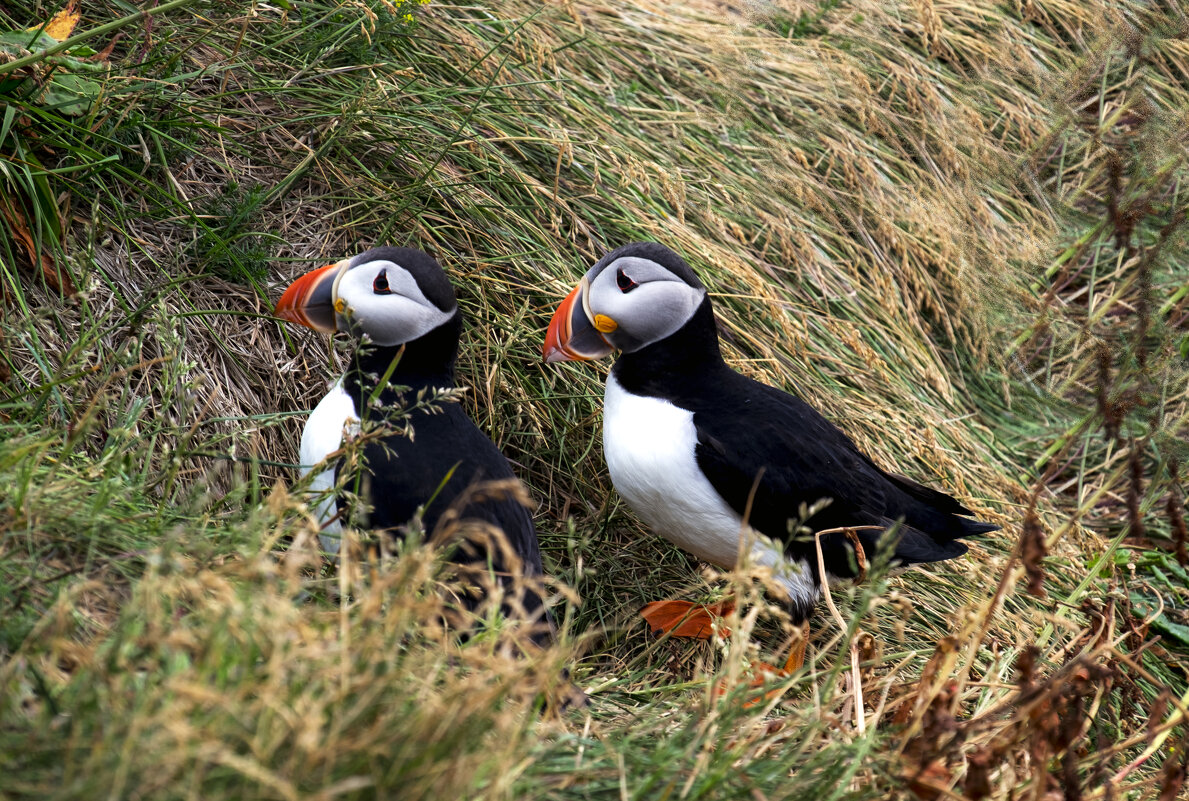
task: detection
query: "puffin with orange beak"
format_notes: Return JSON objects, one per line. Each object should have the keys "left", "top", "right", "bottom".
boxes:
{"left": 545, "top": 242, "right": 997, "bottom": 673}
{"left": 277, "top": 246, "right": 551, "bottom": 639}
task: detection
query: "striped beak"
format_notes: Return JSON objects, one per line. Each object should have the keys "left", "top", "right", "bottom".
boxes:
{"left": 275, "top": 259, "right": 349, "bottom": 333}
{"left": 544, "top": 277, "right": 615, "bottom": 363}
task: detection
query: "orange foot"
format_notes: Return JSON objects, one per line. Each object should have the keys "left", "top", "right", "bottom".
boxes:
{"left": 779, "top": 622, "right": 809, "bottom": 674}
{"left": 643, "top": 600, "right": 812, "bottom": 702}
{"left": 715, "top": 621, "right": 810, "bottom": 705}
{"left": 641, "top": 598, "right": 737, "bottom": 639}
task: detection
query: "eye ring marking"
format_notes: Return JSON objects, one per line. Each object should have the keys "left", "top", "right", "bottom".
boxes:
{"left": 373, "top": 269, "right": 392, "bottom": 295}
{"left": 616, "top": 268, "right": 638, "bottom": 293}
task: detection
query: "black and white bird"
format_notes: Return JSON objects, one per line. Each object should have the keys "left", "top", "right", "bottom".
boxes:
{"left": 544, "top": 241, "right": 997, "bottom": 671}
{"left": 276, "top": 246, "right": 550, "bottom": 639}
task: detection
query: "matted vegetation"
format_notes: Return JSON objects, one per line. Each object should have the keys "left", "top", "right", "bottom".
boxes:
{"left": 1, "top": 0, "right": 1186, "bottom": 798}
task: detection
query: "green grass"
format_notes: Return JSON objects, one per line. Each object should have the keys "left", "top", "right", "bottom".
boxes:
{"left": 1, "top": 0, "right": 1187, "bottom": 798}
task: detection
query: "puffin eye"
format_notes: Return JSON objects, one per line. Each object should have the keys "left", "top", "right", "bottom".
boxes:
{"left": 616, "top": 268, "right": 638, "bottom": 293}
{"left": 373, "top": 269, "right": 392, "bottom": 295}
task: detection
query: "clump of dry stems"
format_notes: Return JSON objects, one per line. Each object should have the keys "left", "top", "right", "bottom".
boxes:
{"left": 0, "top": 0, "right": 1187, "bottom": 798}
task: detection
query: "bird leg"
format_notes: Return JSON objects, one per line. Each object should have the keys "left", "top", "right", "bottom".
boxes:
{"left": 707, "top": 620, "right": 810, "bottom": 706}
{"left": 780, "top": 620, "right": 810, "bottom": 673}
{"left": 741, "top": 619, "right": 811, "bottom": 677}
{"left": 645, "top": 601, "right": 810, "bottom": 705}
{"left": 641, "top": 598, "right": 737, "bottom": 638}
{"left": 643, "top": 600, "right": 809, "bottom": 673}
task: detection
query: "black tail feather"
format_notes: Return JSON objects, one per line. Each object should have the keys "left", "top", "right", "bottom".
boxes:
{"left": 960, "top": 519, "right": 1000, "bottom": 537}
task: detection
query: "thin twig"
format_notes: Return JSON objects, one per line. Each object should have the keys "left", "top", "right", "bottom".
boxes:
{"left": 813, "top": 525, "right": 880, "bottom": 736}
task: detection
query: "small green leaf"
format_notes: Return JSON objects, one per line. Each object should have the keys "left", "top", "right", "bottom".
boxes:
{"left": 1151, "top": 617, "right": 1189, "bottom": 647}
{"left": 1131, "top": 593, "right": 1189, "bottom": 647}
{"left": 0, "top": 29, "right": 60, "bottom": 53}
{"left": 39, "top": 70, "right": 99, "bottom": 115}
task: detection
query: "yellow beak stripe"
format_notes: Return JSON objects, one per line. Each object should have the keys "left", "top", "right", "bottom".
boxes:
{"left": 593, "top": 314, "right": 618, "bottom": 333}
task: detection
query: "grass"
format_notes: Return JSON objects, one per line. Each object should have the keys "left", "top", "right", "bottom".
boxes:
{"left": 1, "top": 0, "right": 1187, "bottom": 798}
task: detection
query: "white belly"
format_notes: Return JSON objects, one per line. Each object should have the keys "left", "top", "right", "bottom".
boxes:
{"left": 299, "top": 379, "right": 360, "bottom": 556}
{"left": 602, "top": 374, "right": 816, "bottom": 608}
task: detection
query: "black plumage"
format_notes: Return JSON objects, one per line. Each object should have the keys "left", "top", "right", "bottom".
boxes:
{"left": 341, "top": 319, "right": 546, "bottom": 591}
{"left": 281, "top": 246, "right": 550, "bottom": 640}
{"left": 611, "top": 289, "right": 997, "bottom": 620}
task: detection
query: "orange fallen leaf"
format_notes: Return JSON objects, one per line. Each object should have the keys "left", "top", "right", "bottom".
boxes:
{"left": 0, "top": 194, "right": 76, "bottom": 298}
{"left": 32, "top": 1, "right": 80, "bottom": 42}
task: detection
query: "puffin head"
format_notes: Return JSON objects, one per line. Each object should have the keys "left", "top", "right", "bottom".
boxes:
{"left": 275, "top": 246, "right": 457, "bottom": 347}
{"left": 543, "top": 242, "right": 707, "bottom": 363}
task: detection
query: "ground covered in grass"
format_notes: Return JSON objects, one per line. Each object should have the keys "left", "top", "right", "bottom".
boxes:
{"left": 1, "top": 0, "right": 1187, "bottom": 798}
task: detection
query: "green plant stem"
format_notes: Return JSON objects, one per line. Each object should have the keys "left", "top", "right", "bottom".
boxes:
{"left": 0, "top": 0, "right": 199, "bottom": 77}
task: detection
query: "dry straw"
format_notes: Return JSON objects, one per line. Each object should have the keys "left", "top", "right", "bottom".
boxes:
{"left": 1, "top": 0, "right": 1186, "bottom": 798}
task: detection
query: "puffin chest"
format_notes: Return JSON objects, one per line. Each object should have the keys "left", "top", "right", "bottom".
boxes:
{"left": 299, "top": 379, "right": 361, "bottom": 556}
{"left": 602, "top": 374, "right": 745, "bottom": 568}
{"left": 602, "top": 374, "right": 819, "bottom": 610}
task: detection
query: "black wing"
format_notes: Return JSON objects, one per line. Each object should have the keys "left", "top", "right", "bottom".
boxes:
{"left": 690, "top": 371, "right": 993, "bottom": 575}
{"left": 364, "top": 403, "right": 542, "bottom": 569}
{"left": 355, "top": 400, "right": 550, "bottom": 641}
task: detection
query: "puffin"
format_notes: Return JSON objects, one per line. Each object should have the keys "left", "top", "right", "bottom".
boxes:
{"left": 543, "top": 241, "right": 998, "bottom": 672}
{"left": 276, "top": 246, "right": 551, "bottom": 641}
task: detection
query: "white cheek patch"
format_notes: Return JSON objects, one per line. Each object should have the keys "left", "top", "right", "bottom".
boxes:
{"left": 588, "top": 265, "right": 705, "bottom": 352}
{"left": 346, "top": 294, "right": 453, "bottom": 346}
{"left": 335, "top": 262, "right": 454, "bottom": 346}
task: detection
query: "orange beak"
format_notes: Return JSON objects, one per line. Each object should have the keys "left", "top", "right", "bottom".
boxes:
{"left": 275, "top": 260, "right": 347, "bottom": 333}
{"left": 544, "top": 279, "right": 614, "bottom": 363}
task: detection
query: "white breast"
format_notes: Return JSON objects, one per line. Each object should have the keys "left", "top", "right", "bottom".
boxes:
{"left": 602, "top": 374, "right": 817, "bottom": 608}
{"left": 299, "top": 379, "right": 360, "bottom": 556}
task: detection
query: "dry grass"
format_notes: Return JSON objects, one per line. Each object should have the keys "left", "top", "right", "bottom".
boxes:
{"left": 1, "top": 0, "right": 1187, "bottom": 798}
